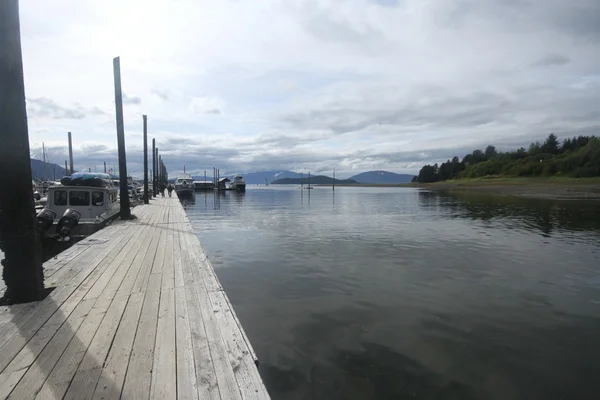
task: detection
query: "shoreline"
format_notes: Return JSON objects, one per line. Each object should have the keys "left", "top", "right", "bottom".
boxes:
{"left": 316, "top": 178, "right": 600, "bottom": 200}
{"left": 422, "top": 178, "right": 600, "bottom": 200}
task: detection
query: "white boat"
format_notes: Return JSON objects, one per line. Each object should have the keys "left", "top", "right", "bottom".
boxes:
{"left": 230, "top": 175, "right": 246, "bottom": 192}
{"left": 37, "top": 172, "right": 120, "bottom": 241}
{"left": 174, "top": 174, "right": 194, "bottom": 197}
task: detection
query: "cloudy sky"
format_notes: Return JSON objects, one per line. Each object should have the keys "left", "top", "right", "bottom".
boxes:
{"left": 21, "top": 0, "right": 600, "bottom": 178}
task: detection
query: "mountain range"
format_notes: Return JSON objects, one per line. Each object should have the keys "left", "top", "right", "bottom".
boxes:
{"left": 271, "top": 176, "right": 357, "bottom": 185}
{"left": 31, "top": 160, "right": 415, "bottom": 185}
{"left": 193, "top": 170, "right": 302, "bottom": 184}
{"left": 31, "top": 159, "right": 67, "bottom": 180}
{"left": 194, "top": 170, "right": 414, "bottom": 184}
{"left": 348, "top": 170, "right": 414, "bottom": 184}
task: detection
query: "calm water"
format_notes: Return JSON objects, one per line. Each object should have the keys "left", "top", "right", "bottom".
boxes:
{"left": 182, "top": 187, "right": 600, "bottom": 400}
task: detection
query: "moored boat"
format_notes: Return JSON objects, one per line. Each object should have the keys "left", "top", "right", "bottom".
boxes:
{"left": 175, "top": 174, "right": 194, "bottom": 197}
{"left": 37, "top": 172, "right": 120, "bottom": 241}
{"left": 230, "top": 175, "right": 246, "bottom": 192}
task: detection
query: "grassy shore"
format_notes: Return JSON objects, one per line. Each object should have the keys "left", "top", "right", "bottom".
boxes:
{"left": 419, "top": 176, "right": 600, "bottom": 200}
{"left": 319, "top": 177, "right": 600, "bottom": 200}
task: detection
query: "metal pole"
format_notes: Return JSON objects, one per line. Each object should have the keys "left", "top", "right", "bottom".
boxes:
{"left": 333, "top": 169, "right": 335, "bottom": 191}
{"left": 152, "top": 139, "right": 156, "bottom": 197}
{"left": 113, "top": 56, "right": 131, "bottom": 219}
{"left": 104, "top": 161, "right": 106, "bottom": 173}
{"left": 143, "top": 115, "right": 149, "bottom": 204}
{"left": 67, "top": 131, "right": 74, "bottom": 175}
{"left": 64, "top": 160, "right": 68, "bottom": 176}
{"left": 0, "top": 0, "right": 45, "bottom": 303}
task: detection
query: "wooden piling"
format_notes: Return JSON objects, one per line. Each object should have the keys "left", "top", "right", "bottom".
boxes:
{"left": 68, "top": 131, "right": 74, "bottom": 174}
{"left": 112, "top": 56, "right": 131, "bottom": 219}
{"left": 152, "top": 139, "right": 156, "bottom": 197}
{"left": 159, "top": 155, "right": 162, "bottom": 187}
{"left": 143, "top": 115, "right": 149, "bottom": 204}
{"left": 333, "top": 169, "right": 335, "bottom": 191}
{"left": 0, "top": 0, "right": 45, "bottom": 303}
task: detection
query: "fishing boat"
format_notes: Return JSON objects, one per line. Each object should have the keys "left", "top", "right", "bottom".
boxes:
{"left": 230, "top": 175, "right": 247, "bottom": 192}
{"left": 174, "top": 174, "right": 194, "bottom": 197}
{"left": 36, "top": 172, "right": 120, "bottom": 241}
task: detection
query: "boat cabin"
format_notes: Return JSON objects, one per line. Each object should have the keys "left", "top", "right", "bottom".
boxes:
{"left": 47, "top": 185, "right": 119, "bottom": 221}
{"left": 193, "top": 180, "right": 215, "bottom": 191}
{"left": 217, "top": 177, "right": 230, "bottom": 190}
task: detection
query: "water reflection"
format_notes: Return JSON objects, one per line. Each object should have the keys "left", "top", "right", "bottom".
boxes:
{"left": 419, "top": 190, "right": 600, "bottom": 239}
{"left": 185, "top": 187, "right": 600, "bottom": 400}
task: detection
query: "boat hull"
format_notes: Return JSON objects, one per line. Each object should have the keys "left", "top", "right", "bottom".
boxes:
{"left": 175, "top": 188, "right": 194, "bottom": 197}
{"left": 231, "top": 183, "right": 246, "bottom": 192}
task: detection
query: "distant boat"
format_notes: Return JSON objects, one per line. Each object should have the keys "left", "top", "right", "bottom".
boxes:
{"left": 174, "top": 174, "right": 194, "bottom": 197}
{"left": 193, "top": 180, "right": 214, "bottom": 191}
{"left": 230, "top": 175, "right": 246, "bottom": 192}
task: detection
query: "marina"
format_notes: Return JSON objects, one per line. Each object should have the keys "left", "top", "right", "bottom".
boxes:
{"left": 0, "top": 196, "right": 270, "bottom": 399}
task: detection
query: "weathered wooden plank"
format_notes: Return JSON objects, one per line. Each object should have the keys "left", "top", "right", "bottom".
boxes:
{"left": 114, "top": 205, "right": 166, "bottom": 298}
{"left": 0, "top": 196, "right": 270, "bottom": 400}
{"left": 188, "top": 248, "right": 243, "bottom": 400}
{"left": 62, "top": 294, "right": 129, "bottom": 400}
{"left": 209, "top": 290, "right": 270, "bottom": 400}
{"left": 131, "top": 209, "right": 165, "bottom": 293}
{"left": 4, "top": 298, "right": 96, "bottom": 400}
{"left": 174, "top": 283, "right": 198, "bottom": 400}
{"left": 149, "top": 287, "right": 176, "bottom": 400}
{"left": 120, "top": 273, "right": 162, "bottom": 399}
{"left": 92, "top": 291, "right": 145, "bottom": 400}
{"left": 161, "top": 232, "right": 175, "bottom": 290}
{"left": 34, "top": 306, "right": 107, "bottom": 400}
{"left": 0, "top": 228, "right": 128, "bottom": 350}
{"left": 0, "top": 227, "right": 135, "bottom": 374}
{"left": 183, "top": 254, "right": 221, "bottom": 400}
{"left": 151, "top": 229, "right": 167, "bottom": 275}
{"left": 183, "top": 226, "right": 259, "bottom": 365}
{"left": 34, "top": 208, "right": 161, "bottom": 400}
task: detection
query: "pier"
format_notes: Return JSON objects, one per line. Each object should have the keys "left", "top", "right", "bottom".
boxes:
{"left": 0, "top": 197, "right": 270, "bottom": 399}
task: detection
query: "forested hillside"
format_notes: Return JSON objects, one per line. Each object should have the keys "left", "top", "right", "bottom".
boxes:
{"left": 414, "top": 134, "right": 600, "bottom": 183}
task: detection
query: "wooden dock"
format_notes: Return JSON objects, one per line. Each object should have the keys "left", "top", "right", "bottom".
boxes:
{"left": 0, "top": 196, "right": 270, "bottom": 399}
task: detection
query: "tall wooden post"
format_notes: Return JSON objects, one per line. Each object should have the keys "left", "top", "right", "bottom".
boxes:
{"left": 159, "top": 155, "right": 162, "bottom": 186}
{"left": 152, "top": 139, "right": 156, "bottom": 197}
{"left": 67, "top": 131, "right": 74, "bottom": 174}
{"left": 0, "top": 0, "right": 45, "bottom": 303}
{"left": 333, "top": 169, "right": 335, "bottom": 191}
{"left": 112, "top": 57, "right": 131, "bottom": 219}
{"left": 143, "top": 115, "right": 149, "bottom": 204}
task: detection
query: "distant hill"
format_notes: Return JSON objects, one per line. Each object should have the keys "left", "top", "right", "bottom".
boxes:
{"left": 272, "top": 175, "right": 357, "bottom": 185}
{"left": 31, "top": 159, "right": 67, "bottom": 180}
{"left": 192, "top": 170, "right": 302, "bottom": 184}
{"left": 349, "top": 170, "right": 414, "bottom": 184}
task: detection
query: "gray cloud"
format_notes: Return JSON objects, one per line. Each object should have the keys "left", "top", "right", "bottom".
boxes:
{"left": 27, "top": 97, "right": 85, "bottom": 119}
{"left": 531, "top": 54, "right": 571, "bottom": 67}
{"left": 123, "top": 93, "right": 142, "bottom": 105}
{"left": 279, "top": 82, "right": 600, "bottom": 138}
{"left": 152, "top": 89, "right": 169, "bottom": 101}
{"left": 302, "top": 9, "right": 382, "bottom": 43}
{"left": 371, "top": 0, "right": 401, "bottom": 7}
{"left": 204, "top": 109, "right": 221, "bottom": 115}
{"left": 433, "top": 0, "right": 600, "bottom": 39}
